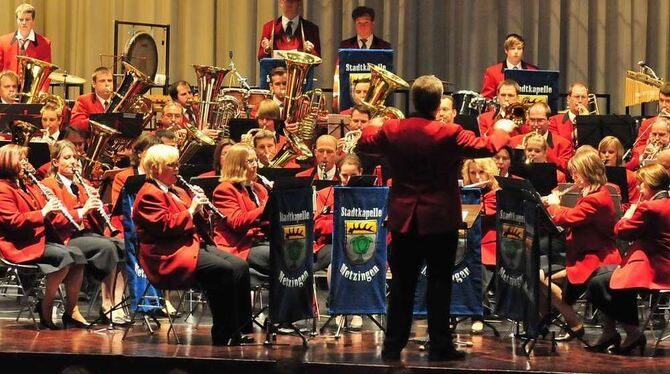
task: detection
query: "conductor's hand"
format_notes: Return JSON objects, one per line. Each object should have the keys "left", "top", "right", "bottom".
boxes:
{"left": 188, "top": 193, "right": 208, "bottom": 216}
{"left": 363, "top": 117, "right": 384, "bottom": 130}
{"left": 492, "top": 118, "right": 517, "bottom": 134}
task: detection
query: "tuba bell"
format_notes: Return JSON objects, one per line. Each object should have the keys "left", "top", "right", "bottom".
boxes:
{"left": 361, "top": 63, "right": 409, "bottom": 120}
{"left": 80, "top": 120, "right": 121, "bottom": 180}
{"left": 11, "top": 120, "right": 43, "bottom": 147}
{"left": 268, "top": 51, "right": 322, "bottom": 167}
{"left": 107, "top": 62, "right": 155, "bottom": 125}
{"left": 193, "top": 64, "right": 231, "bottom": 131}
{"left": 16, "top": 56, "right": 66, "bottom": 112}
{"left": 503, "top": 102, "right": 527, "bottom": 127}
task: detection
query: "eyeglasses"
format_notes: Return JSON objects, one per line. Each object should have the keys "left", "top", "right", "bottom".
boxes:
{"left": 166, "top": 162, "right": 179, "bottom": 168}
{"left": 247, "top": 159, "right": 258, "bottom": 165}
{"left": 528, "top": 118, "right": 548, "bottom": 124}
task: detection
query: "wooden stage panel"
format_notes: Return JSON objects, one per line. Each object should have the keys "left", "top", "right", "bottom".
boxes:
{"left": 0, "top": 319, "right": 669, "bottom": 373}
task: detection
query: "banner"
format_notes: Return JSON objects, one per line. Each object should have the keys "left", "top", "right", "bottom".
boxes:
{"left": 413, "top": 188, "right": 483, "bottom": 316}
{"left": 504, "top": 69, "right": 560, "bottom": 113}
{"left": 338, "top": 49, "right": 394, "bottom": 110}
{"left": 494, "top": 189, "right": 542, "bottom": 337}
{"left": 120, "top": 185, "right": 161, "bottom": 312}
{"left": 269, "top": 186, "right": 314, "bottom": 324}
{"left": 329, "top": 186, "right": 389, "bottom": 315}
{"left": 259, "top": 58, "right": 315, "bottom": 90}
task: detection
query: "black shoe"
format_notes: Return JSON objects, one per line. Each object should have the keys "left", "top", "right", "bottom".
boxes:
{"left": 650, "top": 315, "right": 667, "bottom": 330}
{"left": 585, "top": 333, "right": 621, "bottom": 353}
{"left": 555, "top": 326, "right": 585, "bottom": 342}
{"left": 229, "top": 334, "right": 256, "bottom": 345}
{"left": 35, "top": 300, "right": 60, "bottom": 330}
{"left": 381, "top": 349, "right": 401, "bottom": 361}
{"left": 62, "top": 313, "right": 91, "bottom": 329}
{"left": 610, "top": 334, "right": 646, "bottom": 356}
{"left": 428, "top": 346, "right": 466, "bottom": 361}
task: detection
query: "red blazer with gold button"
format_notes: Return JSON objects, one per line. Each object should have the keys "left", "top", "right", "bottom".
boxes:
{"left": 480, "top": 61, "right": 538, "bottom": 99}
{"left": 132, "top": 181, "right": 201, "bottom": 289}
{"left": 70, "top": 93, "right": 105, "bottom": 132}
{"left": 610, "top": 192, "right": 670, "bottom": 290}
{"left": 547, "top": 185, "right": 622, "bottom": 284}
{"left": 358, "top": 116, "right": 510, "bottom": 234}
{"left": 212, "top": 181, "right": 268, "bottom": 261}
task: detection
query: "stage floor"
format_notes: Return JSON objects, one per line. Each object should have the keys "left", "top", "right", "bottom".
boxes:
{"left": 0, "top": 312, "right": 669, "bottom": 374}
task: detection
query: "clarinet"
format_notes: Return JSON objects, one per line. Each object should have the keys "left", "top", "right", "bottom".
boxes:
{"left": 72, "top": 169, "right": 120, "bottom": 236}
{"left": 176, "top": 175, "right": 227, "bottom": 221}
{"left": 25, "top": 171, "right": 83, "bottom": 232}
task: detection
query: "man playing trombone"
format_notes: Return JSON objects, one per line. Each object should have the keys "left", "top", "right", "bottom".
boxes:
{"left": 549, "top": 82, "right": 591, "bottom": 147}
{"left": 626, "top": 82, "right": 670, "bottom": 170}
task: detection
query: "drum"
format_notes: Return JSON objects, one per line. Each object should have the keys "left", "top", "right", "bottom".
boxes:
{"left": 124, "top": 32, "right": 158, "bottom": 80}
{"left": 453, "top": 90, "right": 486, "bottom": 117}
{"left": 220, "top": 88, "right": 247, "bottom": 104}
{"left": 247, "top": 89, "right": 271, "bottom": 107}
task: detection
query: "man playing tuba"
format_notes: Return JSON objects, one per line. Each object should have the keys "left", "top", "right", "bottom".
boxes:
{"left": 70, "top": 67, "right": 114, "bottom": 132}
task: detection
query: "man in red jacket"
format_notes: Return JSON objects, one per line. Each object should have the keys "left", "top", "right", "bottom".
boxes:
{"left": 70, "top": 67, "right": 114, "bottom": 132}
{"left": 480, "top": 34, "right": 537, "bottom": 99}
{"left": 258, "top": 0, "right": 320, "bottom": 60}
{"left": 549, "top": 82, "right": 590, "bottom": 147}
{"left": 358, "top": 75, "right": 513, "bottom": 361}
{"left": 0, "top": 4, "right": 52, "bottom": 91}
{"left": 625, "top": 82, "right": 670, "bottom": 170}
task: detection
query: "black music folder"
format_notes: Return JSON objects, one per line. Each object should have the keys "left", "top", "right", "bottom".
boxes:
{"left": 89, "top": 113, "right": 144, "bottom": 138}
{"left": 112, "top": 174, "right": 146, "bottom": 216}
{"left": 510, "top": 162, "right": 559, "bottom": 196}
{"left": 257, "top": 167, "right": 306, "bottom": 180}
{"left": 188, "top": 176, "right": 220, "bottom": 200}
{"left": 228, "top": 118, "right": 259, "bottom": 143}
{"left": 605, "top": 166, "right": 629, "bottom": 203}
{"left": 576, "top": 115, "right": 636, "bottom": 150}
{"left": 347, "top": 175, "right": 377, "bottom": 187}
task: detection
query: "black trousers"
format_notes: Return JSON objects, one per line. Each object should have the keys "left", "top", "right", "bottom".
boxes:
{"left": 384, "top": 229, "right": 458, "bottom": 353}
{"left": 586, "top": 266, "right": 639, "bottom": 326}
{"left": 195, "top": 245, "right": 252, "bottom": 343}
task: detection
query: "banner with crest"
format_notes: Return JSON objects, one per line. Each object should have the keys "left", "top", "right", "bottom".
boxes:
{"left": 269, "top": 186, "right": 314, "bottom": 324}
{"left": 329, "top": 186, "right": 389, "bottom": 315}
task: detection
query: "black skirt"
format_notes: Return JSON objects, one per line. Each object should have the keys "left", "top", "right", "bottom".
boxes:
{"left": 24, "top": 242, "right": 87, "bottom": 275}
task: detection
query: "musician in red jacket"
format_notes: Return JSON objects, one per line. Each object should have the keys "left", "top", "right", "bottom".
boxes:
{"left": 586, "top": 164, "right": 670, "bottom": 355}
{"left": 258, "top": 0, "right": 320, "bottom": 60}
{"left": 478, "top": 79, "right": 526, "bottom": 137}
{"left": 625, "top": 82, "right": 670, "bottom": 170}
{"left": 0, "top": 144, "right": 89, "bottom": 330}
{"left": 212, "top": 144, "right": 270, "bottom": 278}
{"left": 42, "top": 140, "right": 128, "bottom": 325}
{"left": 480, "top": 34, "right": 537, "bottom": 99}
{"left": 544, "top": 149, "right": 622, "bottom": 341}
{"left": 0, "top": 4, "right": 51, "bottom": 91}
{"left": 339, "top": 6, "right": 392, "bottom": 50}
{"left": 548, "top": 82, "right": 590, "bottom": 147}
{"left": 627, "top": 116, "right": 670, "bottom": 171}
{"left": 70, "top": 67, "right": 114, "bottom": 132}
{"left": 133, "top": 144, "right": 252, "bottom": 345}
{"left": 358, "top": 75, "right": 513, "bottom": 361}
{"left": 598, "top": 136, "right": 640, "bottom": 209}
{"left": 295, "top": 135, "right": 340, "bottom": 180}
{"left": 522, "top": 132, "right": 567, "bottom": 183}
{"left": 510, "top": 102, "right": 574, "bottom": 172}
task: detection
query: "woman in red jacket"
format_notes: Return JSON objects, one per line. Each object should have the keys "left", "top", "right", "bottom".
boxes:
{"left": 212, "top": 144, "right": 270, "bottom": 279}
{"left": 598, "top": 136, "right": 640, "bottom": 210}
{"left": 132, "top": 144, "right": 252, "bottom": 345}
{"left": 0, "top": 144, "right": 89, "bottom": 329}
{"left": 543, "top": 149, "right": 622, "bottom": 341}
{"left": 586, "top": 164, "right": 670, "bottom": 355}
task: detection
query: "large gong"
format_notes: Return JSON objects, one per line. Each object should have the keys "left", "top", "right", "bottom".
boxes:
{"left": 124, "top": 31, "right": 158, "bottom": 80}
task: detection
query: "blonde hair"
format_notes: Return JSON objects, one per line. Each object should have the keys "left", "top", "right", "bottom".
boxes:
{"left": 142, "top": 144, "right": 179, "bottom": 180}
{"left": 598, "top": 136, "right": 625, "bottom": 166}
{"left": 568, "top": 150, "right": 607, "bottom": 193}
{"left": 15, "top": 4, "right": 35, "bottom": 19}
{"left": 40, "top": 103, "right": 62, "bottom": 119}
{"left": 257, "top": 99, "right": 280, "bottom": 120}
{"left": 636, "top": 163, "right": 670, "bottom": 192}
{"left": 220, "top": 144, "right": 254, "bottom": 184}
{"left": 522, "top": 132, "right": 547, "bottom": 151}
{"left": 462, "top": 158, "right": 500, "bottom": 190}
{"left": 0, "top": 144, "right": 28, "bottom": 179}
{"left": 49, "top": 140, "right": 77, "bottom": 176}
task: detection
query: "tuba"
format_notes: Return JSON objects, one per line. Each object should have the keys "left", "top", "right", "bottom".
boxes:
{"left": 80, "top": 120, "right": 121, "bottom": 180}
{"left": 16, "top": 56, "right": 66, "bottom": 110}
{"left": 106, "top": 62, "right": 155, "bottom": 124}
{"left": 361, "top": 63, "right": 409, "bottom": 120}
{"left": 11, "top": 120, "right": 43, "bottom": 146}
{"left": 268, "top": 51, "right": 323, "bottom": 167}
{"left": 211, "top": 95, "right": 243, "bottom": 138}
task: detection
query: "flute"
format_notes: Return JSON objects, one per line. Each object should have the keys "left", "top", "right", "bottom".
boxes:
{"left": 25, "top": 170, "right": 83, "bottom": 232}
{"left": 463, "top": 179, "right": 491, "bottom": 188}
{"left": 541, "top": 183, "right": 580, "bottom": 204}
{"left": 176, "top": 175, "right": 227, "bottom": 221}
{"left": 72, "top": 168, "right": 120, "bottom": 236}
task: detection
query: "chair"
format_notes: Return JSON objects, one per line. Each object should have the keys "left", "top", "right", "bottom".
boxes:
{"left": 639, "top": 289, "right": 670, "bottom": 355}
{"left": 0, "top": 256, "right": 49, "bottom": 329}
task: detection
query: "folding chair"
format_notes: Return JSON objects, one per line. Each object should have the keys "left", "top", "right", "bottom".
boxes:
{"left": 639, "top": 289, "right": 670, "bottom": 355}
{"left": 0, "top": 256, "right": 49, "bottom": 329}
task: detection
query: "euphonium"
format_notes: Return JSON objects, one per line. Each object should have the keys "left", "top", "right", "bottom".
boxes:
{"left": 192, "top": 64, "right": 231, "bottom": 131}
{"left": 16, "top": 56, "right": 66, "bottom": 112}
{"left": 81, "top": 120, "right": 120, "bottom": 180}
{"left": 107, "top": 62, "right": 155, "bottom": 116}
{"left": 269, "top": 51, "right": 322, "bottom": 167}
{"left": 211, "top": 95, "right": 242, "bottom": 139}
{"left": 342, "top": 129, "right": 362, "bottom": 154}
{"left": 361, "top": 63, "right": 409, "bottom": 120}
{"left": 11, "top": 120, "right": 43, "bottom": 147}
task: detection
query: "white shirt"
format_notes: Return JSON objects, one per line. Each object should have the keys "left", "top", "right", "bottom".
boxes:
{"left": 96, "top": 94, "right": 111, "bottom": 110}
{"left": 15, "top": 29, "right": 35, "bottom": 43}
{"left": 358, "top": 36, "right": 372, "bottom": 49}
{"left": 318, "top": 165, "right": 337, "bottom": 180}
{"left": 58, "top": 173, "right": 85, "bottom": 218}
{"left": 42, "top": 129, "right": 60, "bottom": 144}
{"left": 505, "top": 60, "right": 522, "bottom": 70}
{"left": 568, "top": 110, "right": 577, "bottom": 124}
{"left": 281, "top": 15, "right": 300, "bottom": 36}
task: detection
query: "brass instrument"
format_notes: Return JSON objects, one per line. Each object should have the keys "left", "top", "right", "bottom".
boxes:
{"left": 24, "top": 169, "right": 83, "bottom": 232}
{"left": 361, "top": 63, "right": 409, "bottom": 120}
{"left": 16, "top": 56, "right": 66, "bottom": 117}
{"left": 192, "top": 64, "right": 231, "bottom": 130}
{"left": 11, "top": 120, "right": 43, "bottom": 146}
{"left": 80, "top": 120, "right": 120, "bottom": 180}
{"left": 641, "top": 139, "right": 666, "bottom": 164}
{"left": 176, "top": 175, "right": 226, "bottom": 221}
{"left": 72, "top": 167, "right": 120, "bottom": 236}
{"left": 268, "top": 51, "right": 322, "bottom": 167}
{"left": 240, "top": 128, "right": 263, "bottom": 147}
{"left": 503, "top": 102, "right": 527, "bottom": 127}
{"left": 211, "top": 95, "right": 242, "bottom": 138}
{"left": 319, "top": 161, "right": 327, "bottom": 180}
{"left": 341, "top": 129, "right": 362, "bottom": 154}
{"left": 107, "top": 62, "right": 155, "bottom": 120}
{"left": 576, "top": 94, "right": 600, "bottom": 116}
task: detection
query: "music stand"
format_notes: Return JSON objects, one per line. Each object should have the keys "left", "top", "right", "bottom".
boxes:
{"left": 454, "top": 114, "right": 480, "bottom": 137}
{"left": 511, "top": 163, "right": 559, "bottom": 196}
{"left": 576, "top": 115, "right": 636, "bottom": 150}
{"left": 605, "top": 166, "right": 630, "bottom": 203}
{"left": 229, "top": 118, "right": 258, "bottom": 143}
{"left": 188, "top": 176, "right": 219, "bottom": 200}
{"left": 347, "top": 175, "right": 377, "bottom": 187}
{"left": 313, "top": 180, "right": 339, "bottom": 191}
{"left": 257, "top": 167, "right": 306, "bottom": 180}
{"left": 0, "top": 104, "right": 44, "bottom": 132}
{"left": 90, "top": 113, "right": 144, "bottom": 138}
{"left": 327, "top": 114, "right": 350, "bottom": 138}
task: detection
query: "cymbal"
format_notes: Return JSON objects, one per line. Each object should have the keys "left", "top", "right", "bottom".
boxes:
{"left": 49, "top": 72, "right": 86, "bottom": 85}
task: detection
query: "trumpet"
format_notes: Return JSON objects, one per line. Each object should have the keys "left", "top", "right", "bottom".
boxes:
{"left": 24, "top": 169, "right": 83, "bottom": 232}
{"left": 72, "top": 167, "right": 120, "bottom": 236}
{"left": 641, "top": 139, "right": 665, "bottom": 163}
{"left": 176, "top": 175, "right": 226, "bottom": 221}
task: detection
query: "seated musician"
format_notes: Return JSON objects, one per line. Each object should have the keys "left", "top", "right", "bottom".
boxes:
{"left": 0, "top": 144, "right": 90, "bottom": 330}
{"left": 295, "top": 135, "right": 339, "bottom": 180}
{"left": 598, "top": 136, "right": 640, "bottom": 209}
{"left": 436, "top": 95, "right": 456, "bottom": 124}
{"left": 461, "top": 157, "right": 500, "bottom": 334}
{"left": 549, "top": 82, "right": 590, "bottom": 147}
{"left": 337, "top": 104, "right": 370, "bottom": 153}
{"left": 168, "top": 80, "right": 197, "bottom": 125}
{"left": 35, "top": 126, "right": 88, "bottom": 179}
{"left": 493, "top": 145, "right": 514, "bottom": 178}
{"left": 511, "top": 102, "right": 574, "bottom": 172}
{"left": 70, "top": 67, "right": 114, "bottom": 132}
{"left": 586, "top": 164, "right": 670, "bottom": 355}
{"left": 522, "top": 132, "right": 567, "bottom": 183}
{"left": 155, "top": 129, "right": 177, "bottom": 147}
{"left": 255, "top": 99, "right": 292, "bottom": 151}
{"left": 542, "top": 148, "right": 622, "bottom": 341}
{"left": 480, "top": 33, "right": 537, "bottom": 99}
{"left": 625, "top": 82, "right": 670, "bottom": 170}
{"left": 629, "top": 116, "right": 670, "bottom": 170}
{"left": 38, "top": 102, "right": 63, "bottom": 145}
{"left": 258, "top": 0, "right": 320, "bottom": 60}
{"left": 340, "top": 78, "right": 370, "bottom": 115}
{"left": 42, "top": 140, "right": 129, "bottom": 325}
{"left": 111, "top": 133, "right": 161, "bottom": 211}
{"left": 253, "top": 129, "right": 278, "bottom": 168}
{"left": 0, "top": 70, "right": 18, "bottom": 104}
{"left": 199, "top": 138, "right": 235, "bottom": 178}
{"left": 133, "top": 144, "right": 253, "bottom": 345}
{"left": 157, "top": 100, "right": 184, "bottom": 130}
{"left": 212, "top": 144, "right": 270, "bottom": 279}
{"left": 478, "top": 79, "right": 525, "bottom": 137}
